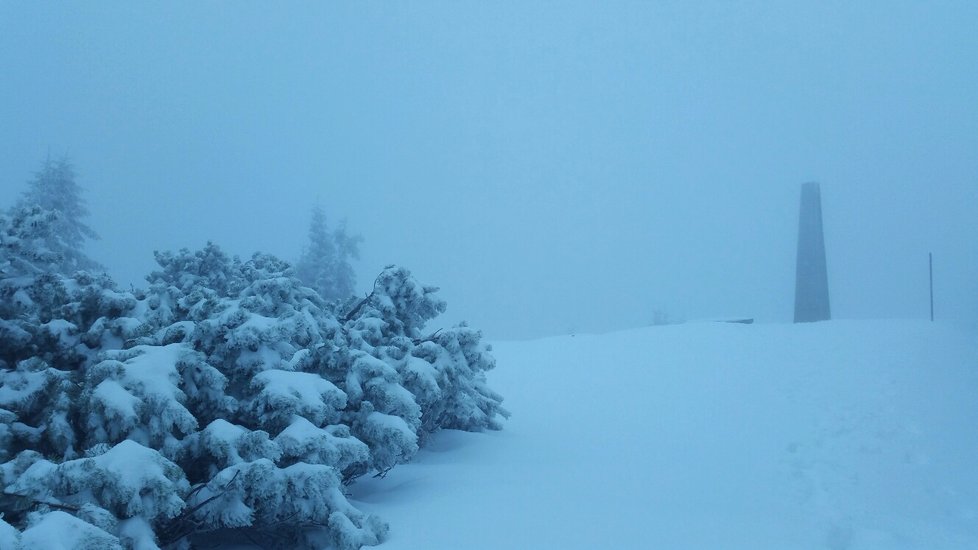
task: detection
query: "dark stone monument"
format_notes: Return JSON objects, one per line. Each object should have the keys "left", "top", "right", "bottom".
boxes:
{"left": 794, "top": 182, "right": 830, "bottom": 323}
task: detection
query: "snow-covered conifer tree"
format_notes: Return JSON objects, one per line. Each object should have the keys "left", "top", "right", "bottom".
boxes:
{"left": 0, "top": 250, "right": 145, "bottom": 464}
{"left": 0, "top": 205, "right": 63, "bottom": 370}
{"left": 16, "top": 157, "right": 102, "bottom": 274}
{"left": 138, "top": 246, "right": 388, "bottom": 547}
{"left": 295, "top": 204, "right": 362, "bottom": 304}
{"left": 1, "top": 235, "right": 506, "bottom": 548}
{"left": 340, "top": 266, "right": 508, "bottom": 460}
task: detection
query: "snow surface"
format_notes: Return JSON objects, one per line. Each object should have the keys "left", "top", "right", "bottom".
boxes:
{"left": 351, "top": 320, "right": 978, "bottom": 549}
{"left": 20, "top": 511, "right": 122, "bottom": 549}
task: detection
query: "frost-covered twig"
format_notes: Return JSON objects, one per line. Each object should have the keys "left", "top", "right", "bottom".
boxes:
{"left": 341, "top": 270, "right": 391, "bottom": 322}
{"left": 158, "top": 470, "right": 241, "bottom": 546}
{"left": 411, "top": 328, "right": 442, "bottom": 345}
{"left": 341, "top": 292, "right": 373, "bottom": 323}
{"left": 0, "top": 490, "right": 80, "bottom": 518}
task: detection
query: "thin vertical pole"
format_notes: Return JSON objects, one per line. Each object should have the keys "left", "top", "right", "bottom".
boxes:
{"left": 929, "top": 253, "right": 934, "bottom": 322}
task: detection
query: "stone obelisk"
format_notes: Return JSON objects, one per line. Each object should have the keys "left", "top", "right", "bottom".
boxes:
{"left": 793, "top": 182, "right": 830, "bottom": 323}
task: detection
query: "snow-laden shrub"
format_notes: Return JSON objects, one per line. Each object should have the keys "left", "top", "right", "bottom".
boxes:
{"left": 181, "top": 460, "right": 387, "bottom": 549}
{"left": 0, "top": 358, "right": 75, "bottom": 460}
{"left": 8, "top": 440, "right": 188, "bottom": 522}
{"left": 21, "top": 510, "right": 122, "bottom": 550}
{"left": 1, "top": 205, "right": 66, "bottom": 370}
{"left": 0, "top": 240, "right": 505, "bottom": 548}
{"left": 343, "top": 267, "right": 509, "bottom": 449}
{"left": 81, "top": 345, "right": 199, "bottom": 456}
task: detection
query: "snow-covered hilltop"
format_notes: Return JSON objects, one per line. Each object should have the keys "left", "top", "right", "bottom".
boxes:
{"left": 354, "top": 320, "right": 978, "bottom": 549}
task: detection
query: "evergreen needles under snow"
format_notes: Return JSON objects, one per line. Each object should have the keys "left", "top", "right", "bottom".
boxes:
{"left": 0, "top": 227, "right": 507, "bottom": 549}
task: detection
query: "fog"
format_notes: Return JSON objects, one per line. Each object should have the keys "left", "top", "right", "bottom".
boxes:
{"left": 2, "top": 2, "right": 976, "bottom": 339}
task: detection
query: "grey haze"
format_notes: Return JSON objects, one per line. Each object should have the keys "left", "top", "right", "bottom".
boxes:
{"left": 1, "top": 2, "right": 976, "bottom": 339}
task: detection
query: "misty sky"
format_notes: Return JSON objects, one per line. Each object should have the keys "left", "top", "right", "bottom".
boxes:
{"left": 2, "top": 2, "right": 976, "bottom": 339}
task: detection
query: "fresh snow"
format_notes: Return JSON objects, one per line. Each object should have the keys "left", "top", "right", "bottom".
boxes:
{"left": 251, "top": 370, "right": 346, "bottom": 424}
{"left": 352, "top": 319, "right": 978, "bottom": 549}
{"left": 20, "top": 511, "right": 122, "bottom": 549}
{"left": 92, "top": 379, "right": 141, "bottom": 424}
{"left": 108, "top": 344, "right": 188, "bottom": 402}
{"left": 40, "top": 318, "right": 77, "bottom": 344}
{"left": 0, "top": 517, "right": 19, "bottom": 549}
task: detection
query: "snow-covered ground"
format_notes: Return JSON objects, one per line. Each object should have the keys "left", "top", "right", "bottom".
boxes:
{"left": 352, "top": 320, "right": 978, "bottom": 549}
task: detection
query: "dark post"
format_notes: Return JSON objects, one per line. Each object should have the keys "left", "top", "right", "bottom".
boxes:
{"left": 929, "top": 253, "right": 934, "bottom": 321}
{"left": 794, "top": 182, "right": 831, "bottom": 323}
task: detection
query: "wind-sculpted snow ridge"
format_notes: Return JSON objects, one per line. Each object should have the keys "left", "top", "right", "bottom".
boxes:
{"left": 0, "top": 234, "right": 507, "bottom": 549}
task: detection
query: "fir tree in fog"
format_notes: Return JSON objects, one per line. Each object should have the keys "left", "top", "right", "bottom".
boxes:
{"left": 15, "top": 157, "right": 102, "bottom": 274}
{"left": 295, "top": 204, "right": 362, "bottom": 304}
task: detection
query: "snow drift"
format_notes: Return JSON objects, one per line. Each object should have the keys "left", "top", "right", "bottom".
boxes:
{"left": 354, "top": 319, "right": 978, "bottom": 549}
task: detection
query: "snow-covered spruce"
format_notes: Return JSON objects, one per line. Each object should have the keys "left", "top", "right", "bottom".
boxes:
{"left": 16, "top": 156, "right": 102, "bottom": 275}
{"left": 295, "top": 204, "right": 362, "bottom": 305}
{"left": 0, "top": 239, "right": 506, "bottom": 548}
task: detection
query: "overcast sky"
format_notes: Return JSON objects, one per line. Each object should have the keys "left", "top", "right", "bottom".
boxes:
{"left": 2, "top": 2, "right": 976, "bottom": 339}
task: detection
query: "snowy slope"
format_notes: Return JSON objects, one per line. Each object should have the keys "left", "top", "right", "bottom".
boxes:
{"left": 352, "top": 320, "right": 978, "bottom": 549}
